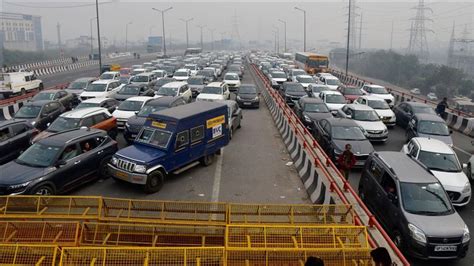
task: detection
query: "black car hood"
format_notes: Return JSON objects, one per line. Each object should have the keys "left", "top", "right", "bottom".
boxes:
{"left": 304, "top": 112, "right": 333, "bottom": 122}
{"left": 0, "top": 161, "right": 48, "bottom": 185}
{"left": 239, "top": 93, "right": 257, "bottom": 100}
{"left": 332, "top": 139, "right": 374, "bottom": 155}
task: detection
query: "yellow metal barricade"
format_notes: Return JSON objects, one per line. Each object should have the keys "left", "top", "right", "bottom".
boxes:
{"left": 60, "top": 247, "right": 225, "bottom": 265}
{"left": 0, "top": 244, "right": 59, "bottom": 265}
{"left": 228, "top": 203, "right": 354, "bottom": 225}
{"left": 0, "top": 220, "right": 80, "bottom": 246}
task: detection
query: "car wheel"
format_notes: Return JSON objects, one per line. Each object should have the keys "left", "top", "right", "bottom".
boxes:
{"left": 392, "top": 230, "right": 404, "bottom": 252}
{"left": 144, "top": 170, "right": 164, "bottom": 194}
{"left": 99, "top": 156, "right": 112, "bottom": 178}
{"left": 200, "top": 153, "right": 214, "bottom": 166}
{"left": 237, "top": 121, "right": 241, "bottom": 129}
{"left": 31, "top": 184, "right": 55, "bottom": 195}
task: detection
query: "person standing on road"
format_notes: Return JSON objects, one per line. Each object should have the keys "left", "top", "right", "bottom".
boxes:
{"left": 436, "top": 97, "right": 449, "bottom": 118}
{"left": 337, "top": 144, "right": 356, "bottom": 180}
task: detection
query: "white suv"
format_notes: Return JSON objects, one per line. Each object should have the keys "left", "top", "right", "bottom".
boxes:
{"left": 173, "top": 69, "right": 191, "bottom": 81}
{"left": 154, "top": 81, "right": 192, "bottom": 103}
{"left": 340, "top": 104, "right": 388, "bottom": 142}
{"left": 80, "top": 80, "right": 122, "bottom": 101}
{"left": 403, "top": 137, "right": 471, "bottom": 207}
{"left": 112, "top": 96, "right": 154, "bottom": 129}
{"left": 354, "top": 95, "right": 396, "bottom": 127}
{"left": 361, "top": 84, "right": 395, "bottom": 107}
{"left": 319, "top": 91, "right": 346, "bottom": 111}
{"left": 99, "top": 71, "right": 120, "bottom": 81}
{"left": 223, "top": 72, "right": 241, "bottom": 92}
{"left": 196, "top": 82, "right": 230, "bottom": 102}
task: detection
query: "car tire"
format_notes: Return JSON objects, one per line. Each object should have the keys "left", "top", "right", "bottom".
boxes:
{"left": 99, "top": 156, "right": 112, "bottom": 178}
{"left": 144, "top": 170, "right": 164, "bottom": 194}
{"left": 109, "top": 128, "right": 118, "bottom": 140}
{"left": 392, "top": 230, "right": 405, "bottom": 252}
{"left": 200, "top": 153, "right": 214, "bottom": 166}
{"left": 31, "top": 183, "right": 55, "bottom": 195}
{"left": 229, "top": 128, "right": 233, "bottom": 140}
{"left": 237, "top": 121, "right": 241, "bottom": 129}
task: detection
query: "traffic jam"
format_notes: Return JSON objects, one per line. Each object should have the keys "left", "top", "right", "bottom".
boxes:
{"left": 0, "top": 48, "right": 473, "bottom": 261}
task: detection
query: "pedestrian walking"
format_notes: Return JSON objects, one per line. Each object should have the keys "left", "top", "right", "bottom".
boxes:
{"left": 436, "top": 97, "right": 449, "bottom": 118}
{"left": 337, "top": 143, "right": 356, "bottom": 180}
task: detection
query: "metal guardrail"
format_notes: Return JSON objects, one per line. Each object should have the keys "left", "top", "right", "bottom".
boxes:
{"left": 0, "top": 221, "right": 80, "bottom": 246}
{"left": 0, "top": 82, "right": 70, "bottom": 107}
{"left": 0, "top": 244, "right": 60, "bottom": 265}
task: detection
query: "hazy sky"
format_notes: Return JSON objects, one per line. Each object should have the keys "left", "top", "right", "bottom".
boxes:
{"left": 2, "top": 1, "right": 473, "bottom": 51}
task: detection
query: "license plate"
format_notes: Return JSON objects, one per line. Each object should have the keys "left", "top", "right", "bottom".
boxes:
{"left": 115, "top": 171, "right": 129, "bottom": 180}
{"left": 243, "top": 102, "right": 251, "bottom": 105}
{"left": 434, "top": 245, "right": 457, "bottom": 252}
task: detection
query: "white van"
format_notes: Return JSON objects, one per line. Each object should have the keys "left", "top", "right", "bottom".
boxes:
{"left": 0, "top": 71, "right": 43, "bottom": 97}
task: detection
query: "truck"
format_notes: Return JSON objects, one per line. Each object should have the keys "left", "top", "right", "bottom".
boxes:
{"left": 0, "top": 71, "right": 43, "bottom": 98}
{"left": 108, "top": 101, "right": 229, "bottom": 193}
{"left": 146, "top": 36, "right": 162, "bottom": 53}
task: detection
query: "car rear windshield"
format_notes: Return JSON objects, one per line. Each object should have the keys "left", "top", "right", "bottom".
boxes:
{"left": 285, "top": 84, "right": 305, "bottom": 92}
{"left": 131, "top": 76, "right": 149, "bottom": 82}
{"left": 155, "top": 79, "right": 175, "bottom": 88}
{"left": 100, "top": 74, "right": 114, "bottom": 80}
{"left": 325, "top": 94, "right": 346, "bottom": 104}
{"left": 292, "top": 70, "right": 306, "bottom": 76}
{"left": 201, "top": 86, "right": 222, "bottom": 94}
{"left": 187, "top": 77, "right": 204, "bottom": 85}
{"left": 239, "top": 86, "right": 257, "bottom": 94}
{"left": 85, "top": 83, "right": 107, "bottom": 92}
{"left": 413, "top": 106, "right": 436, "bottom": 114}
{"left": 418, "top": 150, "right": 461, "bottom": 172}
{"left": 311, "top": 85, "right": 330, "bottom": 93}
{"left": 418, "top": 121, "right": 450, "bottom": 136}
{"left": 271, "top": 72, "right": 287, "bottom": 79}
{"left": 76, "top": 102, "right": 99, "bottom": 109}
{"left": 157, "top": 87, "right": 178, "bottom": 97}
{"left": 118, "top": 100, "right": 144, "bottom": 111}
{"left": 48, "top": 117, "right": 81, "bottom": 132}
{"left": 15, "top": 105, "right": 41, "bottom": 118}
{"left": 174, "top": 71, "right": 188, "bottom": 77}
{"left": 325, "top": 79, "right": 340, "bottom": 86}
{"left": 33, "top": 92, "right": 56, "bottom": 101}
{"left": 332, "top": 126, "right": 366, "bottom": 140}
{"left": 304, "top": 103, "right": 329, "bottom": 113}
{"left": 137, "top": 127, "right": 171, "bottom": 149}
{"left": 119, "top": 86, "right": 140, "bottom": 95}
{"left": 16, "top": 143, "right": 61, "bottom": 167}
{"left": 296, "top": 76, "right": 314, "bottom": 83}
{"left": 344, "top": 88, "right": 363, "bottom": 95}
{"left": 400, "top": 182, "right": 453, "bottom": 215}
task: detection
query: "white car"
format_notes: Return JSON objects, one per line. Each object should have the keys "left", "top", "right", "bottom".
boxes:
{"left": 468, "top": 155, "right": 474, "bottom": 181}
{"left": 410, "top": 88, "right": 421, "bottom": 95}
{"left": 173, "top": 69, "right": 191, "bottom": 81}
{"left": 79, "top": 80, "right": 122, "bottom": 101}
{"left": 319, "top": 91, "right": 346, "bottom": 111}
{"left": 223, "top": 73, "right": 241, "bottom": 92}
{"left": 99, "top": 71, "right": 120, "bottom": 81}
{"left": 154, "top": 81, "right": 192, "bottom": 103}
{"left": 151, "top": 70, "right": 167, "bottom": 79}
{"left": 295, "top": 75, "right": 315, "bottom": 89}
{"left": 320, "top": 76, "right": 341, "bottom": 90}
{"left": 427, "top": 92, "right": 438, "bottom": 101}
{"left": 131, "top": 68, "right": 146, "bottom": 76}
{"left": 308, "top": 84, "right": 330, "bottom": 98}
{"left": 402, "top": 137, "right": 471, "bottom": 206}
{"left": 354, "top": 95, "right": 396, "bottom": 127}
{"left": 269, "top": 71, "right": 288, "bottom": 88}
{"left": 340, "top": 104, "right": 388, "bottom": 142}
{"left": 289, "top": 69, "right": 307, "bottom": 82}
{"left": 196, "top": 82, "right": 231, "bottom": 102}
{"left": 112, "top": 96, "right": 154, "bottom": 129}
{"left": 184, "top": 64, "right": 199, "bottom": 76}
{"left": 360, "top": 84, "right": 395, "bottom": 107}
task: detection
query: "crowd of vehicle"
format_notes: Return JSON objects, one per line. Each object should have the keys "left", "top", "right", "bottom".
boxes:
{"left": 0, "top": 51, "right": 256, "bottom": 196}
{"left": 250, "top": 52, "right": 473, "bottom": 261}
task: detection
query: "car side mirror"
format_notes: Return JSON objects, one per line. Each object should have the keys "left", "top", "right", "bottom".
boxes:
{"left": 462, "top": 163, "right": 468, "bottom": 170}
{"left": 135, "top": 111, "right": 139, "bottom": 114}
{"left": 55, "top": 159, "right": 67, "bottom": 168}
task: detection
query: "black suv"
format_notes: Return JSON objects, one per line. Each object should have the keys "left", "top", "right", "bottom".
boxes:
{"left": 279, "top": 82, "right": 308, "bottom": 106}
{"left": 14, "top": 100, "right": 65, "bottom": 130}
{"left": 0, "top": 120, "right": 37, "bottom": 165}
{"left": 0, "top": 128, "right": 118, "bottom": 195}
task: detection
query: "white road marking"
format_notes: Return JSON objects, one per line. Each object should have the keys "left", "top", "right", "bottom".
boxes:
{"left": 453, "top": 146, "right": 472, "bottom": 158}
{"left": 211, "top": 149, "right": 224, "bottom": 202}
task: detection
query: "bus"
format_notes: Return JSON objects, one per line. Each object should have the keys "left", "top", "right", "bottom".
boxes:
{"left": 294, "top": 52, "right": 329, "bottom": 74}
{"left": 184, "top": 47, "right": 203, "bottom": 56}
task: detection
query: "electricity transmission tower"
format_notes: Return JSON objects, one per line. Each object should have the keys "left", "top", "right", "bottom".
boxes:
{"left": 346, "top": 0, "right": 359, "bottom": 52}
{"left": 407, "top": 0, "right": 432, "bottom": 61}
{"left": 230, "top": 10, "right": 242, "bottom": 50}
{"left": 448, "top": 23, "right": 474, "bottom": 76}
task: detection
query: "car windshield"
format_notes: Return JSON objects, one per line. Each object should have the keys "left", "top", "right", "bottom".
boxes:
{"left": 296, "top": 76, "right": 314, "bottom": 83}
{"left": 418, "top": 121, "right": 450, "bottom": 136}
{"left": 413, "top": 106, "right": 436, "bottom": 114}
{"left": 15, "top": 105, "right": 41, "bottom": 118}
{"left": 137, "top": 105, "right": 167, "bottom": 117}
{"left": 368, "top": 100, "right": 390, "bottom": 110}
{"left": 344, "top": 88, "right": 363, "bottom": 95}
{"left": 155, "top": 79, "right": 174, "bottom": 88}
{"left": 285, "top": 84, "right": 305, "bottom": 92}
{"left": 100, "top": 73, "right": 114, "bottom": 80}
{"left": 292, "top": 70, "right": 306, "bottom": 76}
{"left": 117, "top": 100, "right": 143, "bottom": 111}
{"left": 187, "top": 78, "right": 204, "bottom": 85}
{"left": 85, "top": 83, "right": 107, "bottom": 92}
{"left": 33, "top": 92, "right": 55, "bottom": 101}
{"left": 132, "top": 70, "right": 145, "bottom": 75}
{"left": 239, "top": 86, "right": 257, "bottom": 94}
{"left": 271, "top": 72, "right": 287, "bottom": 79}
{"left": 225, "top": 74, "right": 239, "bottom": 80}
{"left": 308, "top": 59, "right": 328, "bottom": 68}
{"left": 325, "top": 79, "right": 340, "bottom": 86}
{"left": 418, "top": 150, "right": 461, "bottom": 172}
{"left": 157, "top": 87, "right": 178, "bottom": 96}
{"left": 48, "top": 117, "right": 81, "bottom": 132}
{"left": 400, "top": 182, "right": 453, "bottom": 215}
{"left": 137, "top": 127, "right": 171, "bottom": 149}
{"left": 153, "top": 71, "right": 165, "bottom": 77}
{"left": 69, "top": 81, "right": 87, "bottom": 89}
{"left": 76, "top": 102, "right": 99, "bottom": 109}
{"left": 201, "top": 86, "right": 222, "bottom": 94}
{"left": 304, "top": 103, "right": 329, "bottom": 113}
{"left": 353, "top": 110, "right": 380, "bottom": 121}
{"left": 198, "top": 70, "right": 214, "bottom": 77}
{"left": 311, "top": 85, "right": 329, "bottom": 93}
{"left": 325, "top": 94, "right": 346, "bottom": 104}
{"left": 332, "top": 126, "right": 366, "bottom": 140}
{"left": 370, "top": 87, "right": 388, "bottom": 94}
{"left": 15, "top": 142, "right": 61, "bottom": 167}
{"left": 118, "top": 85, "right": 140, "bottom": 95}
{"left": 174, "top": 71, "right": 188, "bottom": 77}
{"left": 131, "top": 76, "right": 149, "bottom": 82}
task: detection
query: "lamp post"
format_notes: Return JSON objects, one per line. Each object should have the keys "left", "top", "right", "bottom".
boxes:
{"left": 345, "top": 0, "right": 351, "bottom": 75}
{"left": 278, "top": 19, "right": 287, "bottom": 52}
{"left": 196, "top": 24, "right": 206, "bottom": 49}
{"left": 294, "top": 7, "right": 306, "bottom": 52}
{"left": 89, "top": 17, "right": 96, "bottom": 57}
{"left": 125, "top": 21, "right": 132, "bottom": 52}
{"left": 272, "top": 25, "right": 279, "bottom": 54}
{"left": 272, "top": 30, "right": 277, "bottom": 54}
{"left": 95, "top": 0, "right": 102, "bottom": 74}
{"left": 180, "top": 17, "right": 193, "bottom": 48}
{"left": 152, "top": 6, "right": 173, "bottom": 57}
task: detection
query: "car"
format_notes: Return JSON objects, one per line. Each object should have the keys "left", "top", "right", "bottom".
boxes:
{"left": 65, "top": 77, "right": 97, "bottom": 96}
{"left": 294, "top": 75, "right": 315, "bottom": 89}
{"left": 402, "top": 137, "right": 471, "bottom": 207}
{"left": 114, "top": 84, "right": 155, "bottom": 101}
{"left": 76, "top": 98, "right": 119, "bottom": 114}
{"left": 360, "top": 85, "right": 395, "bottom": 107}
{"left": 293, "top": 97, "right": 332, "bottom": 128}
{"left": 153, "top": 77, "right": 176, "bottom": 91}
{"left": 79, "top": 80, "right": 122, "bottom": 101}
{"left": 31, "top": 89, "right": 76, "bottom": 110}
{"left": 203, "top": 67, "right": 219, "bottom": 79}
{"left": 119, "top": 68, "right": 132, "bottom": 77}
{"left": 227, "top": 64, "right": 243, "bottom": 78}
{"left": 131, "top": 68, "right": 147, "bottom": 76}
{"left": 312, "top": 118, "right": 374, "bottom": 167}
{"left": 208, "top": 63, "right": 222, "bottom": 76}
{"left": 224, "top": 100, "right": 242, "bottom": 140}
{"left": 236, "top": 84, "right": 260, "bottom": 108}
{"left": 406, "top": 113, "right": 453, "bottom": 145}
{"left": 124, "top": 96, "right": 187, "bottom": 144}
{"left": 358, "top": 151, "right": 470, "bottom": 260}
{"left": 14, "top": 100, "right": 65, "bottom": 130}
{"left": 131, "top": 65, "right": 143, "bottom": 70}
{"left": 319, "top": 76, "right": 341, "bottom": 90}
{"left": 427, "top": 92, "right": 438, "bottom": 101}
{"left": 307, "top": 84, "right": 331, "bottom": 97}
{"left": 151, "top": 69, "right": 167, "bottom": 79}
{"left": 340, "top": 104, "right": 388, "bottom": 142}
{"left": 154, "top": 81, "right": 192, "bottom": 103}
{"left": 184, "top": 64, "right": 199, "bottom": 76}
{"left": 0, "top": 128, "right": 118, "bottom": 195}
{"left": 196, "top": 82, "right": 231, "bottom": 102}
{"left": 32, "top": 107, "right": 118, "bottom": 143}
{"left": 268, "top": 71, "right": 288, "bottom": 89}
{"left": 468, "top": 155, "right": 474, "bottom": 181}
{"left": 279, "top": 82, "right": 308, "bottom": 107}
{"left": 410, "top": 88, "right": 421, "bottom": 95}
{"left": 187, "top": 76, "right": 206, "bottom": 97}
{"left": 173, "top": 68, "right": 191, "bottom": 81}
{"left": 112, "top": 96, "right": 154, "bottom": 129}
{"left": 354, "top": 95, "right": 396, "bottom": 127}
{"left": 338, "top": 85, "right": 363, "bottom": 103}
{"left": 0, "top": 120, "right": 37, "bottom": 165}
{"left": 118, "top": 76, "right": 131, "bottom": 85}
{"left": 196, "top": 69, "right": 216, "bottom": 83}
{"left": 129, "top": 73, "right": 156, "bottom": 86}
{"left": 393, "top": 102, "right": 436, "bottom": 128}
{"left": 319, "top": 91, "right": 346, "bottom": 112}
{"left": 99, "top": 71, "right": 120, "bottom": 80}
{"left": 0, "top": 71, "right": 43, "bottom": 97}
{"left": 223, "top": 72, "right": 241, "bottom": 92}
{"left": 289, "top": 69, "right": 307, "bottom": 81}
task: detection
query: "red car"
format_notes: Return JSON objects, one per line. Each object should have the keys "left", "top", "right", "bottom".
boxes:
{"left": 338, "top": 85, "right": 364, "bottom": 103}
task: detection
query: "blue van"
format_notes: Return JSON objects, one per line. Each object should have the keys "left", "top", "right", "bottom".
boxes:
{"left": 108, "top": 101, "right": 229, "bottom": 193}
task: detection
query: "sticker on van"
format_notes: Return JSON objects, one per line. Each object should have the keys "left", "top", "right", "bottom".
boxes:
{"left": 212, "top": 124, "right": 223, "bottom": 138}
{"left": 206, "top": 115, "right": 225, "bottom": 128}
{"left": 151, "top": 121, "right": 167, "bottom": 129}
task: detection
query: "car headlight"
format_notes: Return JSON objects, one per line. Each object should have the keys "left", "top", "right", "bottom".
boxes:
{"left": 303, "top": 115, "right": 312, "bottom": 123}
{"left": 111, "top": 157, "right": 118, "bottom": 166}
{"left": 31, "top": 121, "right": 36, "bottom": 126}
{"left": 383, "top": 127, "right": 388, "bottom": 134}
{"left": 463, "top": 225, "right": 470, "bottom": 244}
{"left": 134, "top": 164, "right": 147, "bottom": 173}
{"left": 236, "top": 96, "right": 241, "bottom": 100}
{"left": 125, "top": 122, "right": 130, "bottom": 128}
{"left": 8, "top": 181, "right": 31, "bottom": 191}
{"left": 408, "top": 223, "right": 427, "bottom": 245}
{"left": 254, "top": 96, "right": 259, "bottom": 101}
{"left": 462, "top": 182, "right": 471, "bottom": 194}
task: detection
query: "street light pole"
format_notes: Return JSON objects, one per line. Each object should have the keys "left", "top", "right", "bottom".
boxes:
{"left": 180, "top": 17, "right": 193, "bottom": 48}
{"left": 95, "top": 0, "right": 102, "bottom": 74}
{"left": 278, "top": 19, "right": 287, "bottom": 52}
{"left": 125, "top": 21, "right": 132, "bottom": 52}
{"left": 272, "top": 30, "right": 277, "bottom": 53}
{"left": 197, "top": 24, "right": 206, "bottom": 49}
{"left": 89, "top": 17, "right": 96, "bottom": 57}
{"left": 272, "top": 26, "right": 279, "bottom": 54}
{"left": 294, "top": 7, "right": 306, "bottom": 52}
{"left": 152, "top": 7, "right": 173, "bottom": 57}
{"left": 345, "top": 0, "right": 352, "bottom": 75}
{"left": 208, "top": 28, "right": 215, "bottom": 50}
